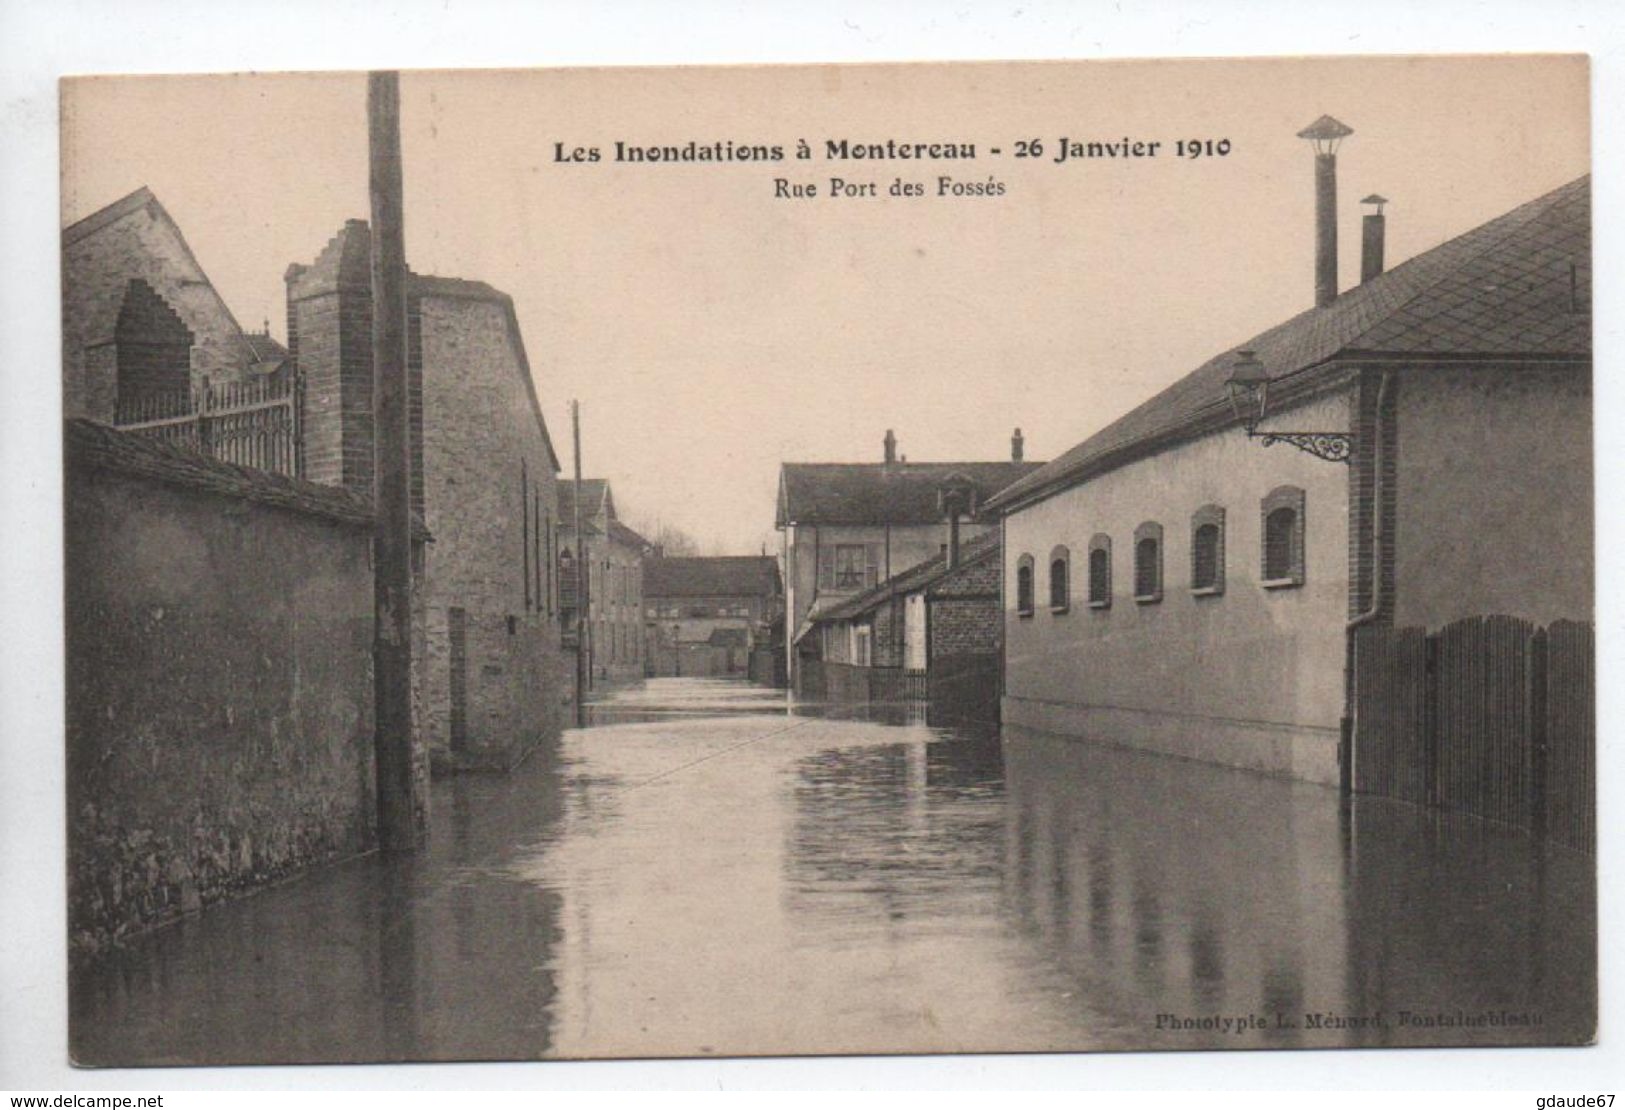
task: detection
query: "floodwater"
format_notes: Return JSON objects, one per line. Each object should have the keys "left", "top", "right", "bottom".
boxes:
{"left": 70, "top": 678, "right": 1595, "bottom": 1065}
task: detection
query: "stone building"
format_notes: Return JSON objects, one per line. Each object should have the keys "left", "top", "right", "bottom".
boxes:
{"left": 776, "top": 431, "right": 1041, "bottom": 693}
{"left": 988, "top": 173, "right": 1591, "bottom": 788}
{"left": 62, "top": 187, "right": 287, "bottom": 425}
{"left": 288, "top": 221, "right": 570, "bottom": 770}
{"left": 557, "top": 479, "right": 651, "bottom": 686}
{"left": 643, "top": 556, "right": 783, "bottom": 678}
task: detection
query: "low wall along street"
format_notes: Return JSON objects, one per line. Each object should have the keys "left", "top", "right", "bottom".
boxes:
{"left": 64, "top": 420, "right": 424, "bottom": 955}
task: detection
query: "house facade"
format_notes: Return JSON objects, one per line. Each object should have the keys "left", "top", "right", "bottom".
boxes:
{"left": 288, "top": 221, "right": 570, "bottom": 771}
{"left": 776, "top": 430, "right": 1041, "bottom": 693}
{"left": 808, "top": 530, "right": 1004, "bottom": 720}
{"left": 558, "top": 479, "right": 651, "bottom": 686}
{"left": 643, "top": 556, "right": 783, "bottom": 678}
{"left": 988, "top": 175, "right": 1591, "bottom": 788}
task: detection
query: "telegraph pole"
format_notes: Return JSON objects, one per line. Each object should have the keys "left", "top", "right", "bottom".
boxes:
{"left": 369, "top": 70, "right": 420, "bottom": 850}
{"left": 572, "top": 400, "right": 587, "bottom": 726}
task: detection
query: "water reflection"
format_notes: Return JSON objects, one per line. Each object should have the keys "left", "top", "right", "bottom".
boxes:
{"left": 70, "top": 681, "right": 1594, "bottom": 1064}
{"left": 1001, "top": 726, "right": 1594, "bottom": 1049}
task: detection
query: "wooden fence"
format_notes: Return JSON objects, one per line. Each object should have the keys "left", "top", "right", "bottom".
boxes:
{"left": 115, "top": 374, "right": 302, "bottom": 478}
{"left": 1353, "top": 616, "right": 1593, "bottom": 853}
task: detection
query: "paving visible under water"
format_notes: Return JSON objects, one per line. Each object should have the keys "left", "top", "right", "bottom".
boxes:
{"left": 70, "top": 678, "right": 1595, "bottom": 1064}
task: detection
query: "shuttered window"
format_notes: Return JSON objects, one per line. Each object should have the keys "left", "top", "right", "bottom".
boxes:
{"left": 1016, "top": 554, "right": 1035, "bottom": 616}
{"left": 1261, "top": 486, "right": 1307, "bottom": 587}
{"left": 1087, "top": 534, "right": 1111, "bottom": 608}
{"left": 1049, "top": 545, "right": 1070, "bottom": 612}
{"left": 1190, "top": 504, "right": 1226, "bottom": 595}
{"left": 1133, "top": 521, "right": 1163, "bottom": 603}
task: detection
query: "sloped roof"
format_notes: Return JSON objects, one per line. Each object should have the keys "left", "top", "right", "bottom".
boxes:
{"left": 987, "top": 175, "right": 1590, "bottom": 513}
{"left": 777, "top": 460, "right": 1044, "bottom": 526}
{"left": 558, "top": 479, "right": 610, "bottom": 525}
{"left": 817, "top": 530, "right": 1000, "bottom": 623}
{"left": 607, "top": 518, "right": 652, "bottom": 552}
{"left": 65, "top": 418, "right": 429, "bottom": 539}
{"left": 243, "top": 331, "right": 289, "bottom": 364}
{"left": 644, "top": 556, "right": 783, "bottom": 599}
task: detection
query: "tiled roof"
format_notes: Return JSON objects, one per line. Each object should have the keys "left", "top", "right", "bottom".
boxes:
{"left": 987, "top": 175, "right": 1590, "bottom": 513}
{"left": 558, "top": 479, "right": 610, "bottom": 525}
{"left": 65, "top": 418, "right": 429, "bottom": 539}
{"left": 777, "top": 460, "right": 1044, "bottom": 526}
{"left": 816, "top": 530, "right": 1000, "bottom": 622}
{"left": 243, "top": 331, "right": 289, "bottom": 365}
{"left": 644, "top": 556, "right": 783, "bottom": 600}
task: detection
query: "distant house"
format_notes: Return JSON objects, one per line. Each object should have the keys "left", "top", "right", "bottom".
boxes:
{"left": 558, "top": 479, "right": 652, "bottom": 685}
{"left": 776, "top": 429, "right": 1042, "bottom": 693}
{"left": 986, "top": 175, "right": 1591, "bottom": 789}
{"left": 807, "top": 529, "right": 1003, "bottom": 720}
{"left": 288, "top": 221, "right": 569, "bottom": 771}
{"left": 643, "top": 556, "right": 784, "bottom": 679}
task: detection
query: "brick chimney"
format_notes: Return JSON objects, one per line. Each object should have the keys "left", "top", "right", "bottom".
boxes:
{"left": 883, "top": 428, "right": 897, "bottom": 464}
{"left": 1297, "top": 115, "right": 1354, "bottom": 309}
{"left": 287, "top": 220, "right": 375, "bottom": 493}
{"left": 1360, "top": 194, "right": 1387, "bottom": 284}
{"left": 1011, "top": 427, "right": 1024, "bottom": 462}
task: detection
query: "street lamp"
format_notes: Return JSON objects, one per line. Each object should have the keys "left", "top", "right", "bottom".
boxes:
{"left": 1224, "top": 348, "right": 1353, "bottom": 463}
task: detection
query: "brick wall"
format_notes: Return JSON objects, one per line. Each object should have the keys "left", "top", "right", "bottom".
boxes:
{"left": 112, "top": 278, "right": 193, "bottom": 407}
{"left": 65, "top": 424, "right": 416, "bottom": 956}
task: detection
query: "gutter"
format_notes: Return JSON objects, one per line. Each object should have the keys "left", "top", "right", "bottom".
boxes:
{"left": 1341, "top": 369, "right": 1393, "bottom": 795}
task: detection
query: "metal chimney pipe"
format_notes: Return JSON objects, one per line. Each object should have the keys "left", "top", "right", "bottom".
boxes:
{"left": 1360, "top": 194, "right": 1388, "bottom": 284}
{"left": 1297, "top": 116, "right": 1354, "bottom": 309}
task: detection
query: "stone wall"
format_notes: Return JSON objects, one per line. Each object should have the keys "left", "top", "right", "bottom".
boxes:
{"left": 415, "top": 289, "right": 568, "bottom": 767}
{"left": 63, "top": 190, "right": 253, "bottom": 422}
{"left": 65, "top": 421, "right": 408, "bottom": 956}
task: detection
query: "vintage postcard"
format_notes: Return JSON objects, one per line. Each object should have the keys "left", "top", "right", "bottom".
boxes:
{"left": 59, "top": 55, "right": 1592, "bottom": 1065}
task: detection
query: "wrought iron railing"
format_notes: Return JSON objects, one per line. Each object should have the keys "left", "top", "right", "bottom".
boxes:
{"left": 115, "top": 373, "right": 303, "bottom": 477}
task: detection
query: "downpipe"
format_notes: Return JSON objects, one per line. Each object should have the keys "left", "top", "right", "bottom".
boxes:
{"left": 1341, "top": 369, "right": 1393, "bottom": 796}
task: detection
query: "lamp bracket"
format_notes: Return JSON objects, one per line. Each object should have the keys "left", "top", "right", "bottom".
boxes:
{"left": 1250, "top": 430, "right": 1354, "bottom": 464}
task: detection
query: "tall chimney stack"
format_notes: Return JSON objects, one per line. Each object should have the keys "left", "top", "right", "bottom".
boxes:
{"left": 1011, "top": 427, "right": 1025, "bottom": 462}
{"left": 883, "top": 428, "right": 897, "bottom": 464}
{"left": 1297, "top": 115, "right": 1354, "bottom": 309}
{"left": 1360, "top": 194, "right": 1388, "bottom": 284}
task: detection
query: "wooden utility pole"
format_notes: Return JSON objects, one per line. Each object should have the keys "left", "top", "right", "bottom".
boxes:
{"left": 572, "top": 399, "right": 587, "bottom": 726}
{"left": 369, "top": 70, "right": 420, "bottom": 851}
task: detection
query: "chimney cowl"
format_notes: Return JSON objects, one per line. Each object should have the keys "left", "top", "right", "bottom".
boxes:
{"left": 1011, "top": 427, "right": 1025, "bottom": 462}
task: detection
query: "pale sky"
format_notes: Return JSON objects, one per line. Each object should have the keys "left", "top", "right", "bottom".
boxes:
{"left": 61, "top": 57, "right": 1588, "bottom": 553}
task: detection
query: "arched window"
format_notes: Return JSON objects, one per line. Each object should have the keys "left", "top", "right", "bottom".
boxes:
{"left": 1133, "top": 521, "right": 1163, "bottom": 603}
{"left": 1261, "top": 486, "right": 1307, "bottom": 586}
{"left": 1087, "top": 534, "right": 1112, "bottom": 608}
{"left": 1016, "top": 554, "right": 1035, "bottom": 616}
{"left": 1049, "top": 545, "right": 1071, "bottom": 612}
{"left": 1190, "top": 505, "right": 1226, "bottom": 595}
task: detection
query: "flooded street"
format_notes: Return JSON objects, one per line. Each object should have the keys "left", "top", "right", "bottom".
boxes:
{"left": 71, "top": 678, "right": 1594, "bottom": 1065}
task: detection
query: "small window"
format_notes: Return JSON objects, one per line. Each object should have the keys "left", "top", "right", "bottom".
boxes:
{"left": 1087, "top": 534, "right": 1112, "bottom": 608}
{"left": 1261, "top": 486, "right": 1307, "bottom": 587}
{"left": 1016, "top": 554, "right": 1035, "bottom": 616}
{"left": 833, "top": 544, "right": 867, "bottom": 589}
{"left": 1133, "top": 522, "right": 1163, "bottom": 603}
{"left": 1190, "top": 505, "right": 1226, "bottom": 596}
{"left": 1049, "top": 546, "right": 1071, "bottom": 612}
